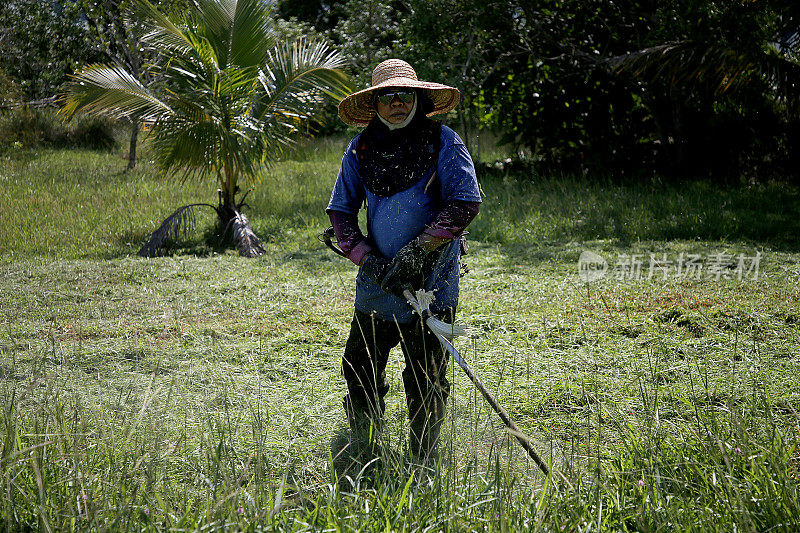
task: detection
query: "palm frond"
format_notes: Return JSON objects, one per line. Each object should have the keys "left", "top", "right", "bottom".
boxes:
{"left": 193, "top": 0, "right": 274, "bottom": 70}
{"left": 149, "top": 118, "right": 222, "bottom": 180}
{"left": 61, "top": 65, "right": 172, "bottom": 121}
{"left": 608, "top": 42, "right": 756, "bottom": 96}
{"left": 191, "top": 0, "right": 234, "bottom": 69}
{"left": 138, "top": 203, "right": 218, "bottom": 257}
{"left": 775, "top": 4, "right": 800, "bottom": 56}
{"left": 609, "top": 41, "right": 800, "bottom": 107}
{"left": 230, "top": 211, "right": 266, "bottom": 257}
{"left": 245, "top": 38, "right": 351, "bottom": 175}
{"left": 254, "top": 38, "right": 352, "bottom": 123}
{"left": 229, "top": 0, "right": 276, "bottom": 68}
{"left": 760, "top": 46, "right": 800, "bottom": 107}
{"left": 136, "top": 0, "right": 196, "bottom": 57}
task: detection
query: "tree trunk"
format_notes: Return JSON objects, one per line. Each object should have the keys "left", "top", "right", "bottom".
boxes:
{"left": 217, "top": 187, "right": 237, "bottom": 234}
{"left": 221, "top": 166, "right": 237, "bottom": 222}
{"left": 127, "top": 119, "right": 139, "bottom": 170}
{"left": 459, "top": 108, "right": 472, "bottom": 156}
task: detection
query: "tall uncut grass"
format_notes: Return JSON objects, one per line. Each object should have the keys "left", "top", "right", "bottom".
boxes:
{"left": 1, "top": 139, "right": 799, "bottom": 530}
{"left": 2, "top": 136, "right": 798, "bottom": 260}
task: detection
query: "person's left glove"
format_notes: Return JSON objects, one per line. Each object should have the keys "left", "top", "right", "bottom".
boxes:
{"left": 360, "top": 252, "right": 392, "bottom": 284}
{"left": 380, "top": 238, "right": 434, "bottom": 296}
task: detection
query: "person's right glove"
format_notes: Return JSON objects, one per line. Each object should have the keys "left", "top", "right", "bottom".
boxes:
{"left": 380, "top": 238, "right": 432, "bottom": 297}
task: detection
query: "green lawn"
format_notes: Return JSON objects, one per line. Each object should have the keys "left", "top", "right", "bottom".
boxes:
{"left": 1, "top": 144, "right": 799, "bottom": 530}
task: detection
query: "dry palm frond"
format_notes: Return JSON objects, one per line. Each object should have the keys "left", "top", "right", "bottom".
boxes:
{"left": 138, "top": 203, "right": 218, "bottom": 257}
{"left": 230, "top": 211, "right": 266, "bottom": 258}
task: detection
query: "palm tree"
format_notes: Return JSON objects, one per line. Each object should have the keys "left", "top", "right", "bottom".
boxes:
{"left": 61, "top": 0, "right": 351, "bottom": 257}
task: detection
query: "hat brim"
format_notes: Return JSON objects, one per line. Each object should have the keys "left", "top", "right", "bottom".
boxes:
{"left": 338, "top": 77, "right": 460, "bottom": 126}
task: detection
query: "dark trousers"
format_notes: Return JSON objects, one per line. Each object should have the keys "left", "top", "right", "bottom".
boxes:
{"left": 342, "top": 309, "right": 452, "bottom": 459}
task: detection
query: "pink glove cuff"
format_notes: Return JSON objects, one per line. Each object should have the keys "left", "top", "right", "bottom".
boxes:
{"left": 348, "top": 240, "right": 373, "bottom": 266}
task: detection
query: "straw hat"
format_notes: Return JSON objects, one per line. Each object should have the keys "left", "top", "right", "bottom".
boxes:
{"left": 338, "top": 59, "right": 460, "bottom": 126}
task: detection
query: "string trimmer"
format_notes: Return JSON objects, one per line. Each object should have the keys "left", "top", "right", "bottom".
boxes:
{"left": 319, "top": 227, "right": 550, "bottom": 476}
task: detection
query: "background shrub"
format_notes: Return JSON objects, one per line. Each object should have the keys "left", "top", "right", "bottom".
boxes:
{"left": 0, "top": 106, "right": 117, "bottom": 150}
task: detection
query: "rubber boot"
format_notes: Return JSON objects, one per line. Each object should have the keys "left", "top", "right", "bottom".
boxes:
{"left": 407, "top": 391, "right": 446, "bottom": 465}
{"left": 343, "top": 394, "right": 383, "bottom": 476}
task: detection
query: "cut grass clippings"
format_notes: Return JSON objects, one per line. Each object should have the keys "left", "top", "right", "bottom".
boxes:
{"left": 1, "top": 142, "right": 799, "bottom": 530}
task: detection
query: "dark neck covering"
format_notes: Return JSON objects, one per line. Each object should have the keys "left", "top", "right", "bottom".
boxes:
{"left": 357, "top": 92, "right": 441, "bottom": 197}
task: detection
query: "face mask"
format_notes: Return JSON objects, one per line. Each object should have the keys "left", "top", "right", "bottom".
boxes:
{"left": 377, "top": 97, "right": 418, "bottom": 131}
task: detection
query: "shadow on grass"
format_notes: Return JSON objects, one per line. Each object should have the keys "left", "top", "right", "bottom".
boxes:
{"left": 110, "top": 227, "right": 226, "bottom": 259}
{"left": 470, "top": 174, "right": 800, "bottom": 262}
{"left": 109, "top": 169, "right": 800, "bottom": 263}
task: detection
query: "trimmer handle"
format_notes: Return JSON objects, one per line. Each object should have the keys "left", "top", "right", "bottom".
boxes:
{"left": 318, "top": 226, "right": 348, "bottom": 258}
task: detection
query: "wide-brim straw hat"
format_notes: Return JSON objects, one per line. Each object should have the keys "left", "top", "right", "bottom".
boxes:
{"left": 338, "top": 59, "right": 460, "bottom": 126}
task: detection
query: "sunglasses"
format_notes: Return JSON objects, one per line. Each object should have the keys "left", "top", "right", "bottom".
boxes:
{"left": 375, "top": 90, "right": 415, "bottom": 105}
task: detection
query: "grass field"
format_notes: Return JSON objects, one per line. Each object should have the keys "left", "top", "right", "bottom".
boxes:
{"left": 1, "top": 142, "right": 799, "bottom": 531}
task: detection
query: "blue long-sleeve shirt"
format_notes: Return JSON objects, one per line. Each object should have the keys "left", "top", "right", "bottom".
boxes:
{"left": 327, "top": 125, "right": 481, "bottom": 322}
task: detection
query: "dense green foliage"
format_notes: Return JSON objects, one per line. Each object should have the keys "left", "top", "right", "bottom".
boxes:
{"left": 0, "top": 0, "right": 98, "bottom": 101}
{"left": 2, "top": 0, "right": 797, "bottom": 179}
{"left": 0, "top": 0, "right": 188, "bottom": 102}
{"left": 0, "top": 107, "right": 117, "bottom": 151}
{"left": 280, "top": 0, "right": 800, "bottom": 180}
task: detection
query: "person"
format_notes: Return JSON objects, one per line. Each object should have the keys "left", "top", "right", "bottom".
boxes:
{"left": 327, "top": 59, "right": 481, "bottom": 465}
